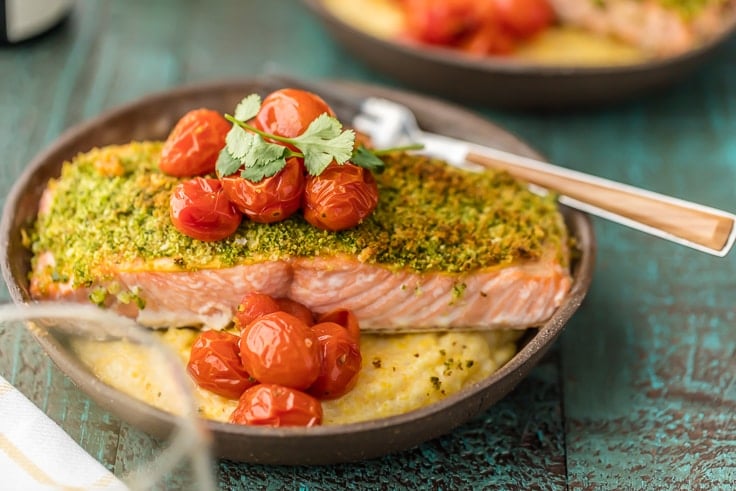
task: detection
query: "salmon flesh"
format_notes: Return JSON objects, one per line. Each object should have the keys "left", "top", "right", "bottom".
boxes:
{"left": 29, "top": 142, "right": 573, "bottom": 332}
{"left": 548, "top": 0, "right": 736, "bottom": 56}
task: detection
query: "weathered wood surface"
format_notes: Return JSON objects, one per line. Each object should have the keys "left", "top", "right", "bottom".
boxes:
{"left": 0, "top": 0, "right": 734, "bottom": 489}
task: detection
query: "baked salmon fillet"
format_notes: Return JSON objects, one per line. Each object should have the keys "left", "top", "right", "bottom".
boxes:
{"left": 28, "top": 142, "right": 572, "bottom": 332}
{"left": 548, "top": 0, "right": 736, "bottom": 55}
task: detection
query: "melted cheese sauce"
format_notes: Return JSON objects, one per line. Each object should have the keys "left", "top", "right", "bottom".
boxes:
{"left": 323, "top": 0, "right": 647, "bottom": 65}
{"left": 73, "top": 328, "right": 522, "bottom": 425}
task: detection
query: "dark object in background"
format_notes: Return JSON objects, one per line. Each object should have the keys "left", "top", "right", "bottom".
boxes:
{"left": 0, "top": 0, "right": 72, "bottom": 44}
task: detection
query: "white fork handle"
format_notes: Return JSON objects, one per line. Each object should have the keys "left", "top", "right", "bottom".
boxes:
{"left": 414, "top": 133, "right": 736, "bottom": 256}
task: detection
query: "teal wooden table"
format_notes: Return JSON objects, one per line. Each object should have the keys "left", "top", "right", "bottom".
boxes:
{"left": 1, "top": 1, "right": 734, "bottom": 489}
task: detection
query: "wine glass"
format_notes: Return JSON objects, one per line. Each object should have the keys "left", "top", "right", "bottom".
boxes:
{"left": 0, "top": 302, "right": 216, "bottom": 491}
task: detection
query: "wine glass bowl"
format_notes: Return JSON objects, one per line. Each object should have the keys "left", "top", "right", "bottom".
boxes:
{"left": 0, "top": 303, "right": 216, "bottom": 490}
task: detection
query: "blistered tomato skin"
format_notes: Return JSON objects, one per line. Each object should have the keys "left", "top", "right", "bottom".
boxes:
{"left": 240, "top": 312, "right": 322, "bottom": 390}
{"left": 459, "top": 20, "right": 516, "bottom": 55}
{"left": 159, "top": 109, "right": 230, "bottom": 177}
{"left": 253, "top": 88, "right": 336, "bottom": 146}
{"left": 276, "top": 298, "right": 315, "bottom": 327}
{"left": 402, "top": 0, "right": 481, "bottom": 45}
{"left": 318, "top": 308, "right": 360, "bottom": 342}
{"left": 492, "top": 0, "right": 554, "bottom": 38}
{"left": 235, "top": 292, "right": 280, "bottom": 330}
{"left": 308, "top": 322, "right": 362, "bottom": 400}
{"left": 230, "top": 384, "right": 323, "bottom": 427}
{"left": 170, "top": 177, "right": 242, "bottom": 241}
{"left": 401, "top": 0, "right": 551, "bottom": 56}
{"left": 220, "top": 157, "right": 305, "bottom": 223}
{"left": 303, "top": 162, "right": 379, "bottom": 231}
{"left": 187, "top": 331, "right": 255, "bottom": 400}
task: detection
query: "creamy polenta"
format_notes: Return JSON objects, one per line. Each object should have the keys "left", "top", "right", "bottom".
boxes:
{"left": 72, "top": 328, "right": 521, "bottom": 425}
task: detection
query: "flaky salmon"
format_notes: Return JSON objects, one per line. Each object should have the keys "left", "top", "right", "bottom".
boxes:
{"left": 548, "top": 0, "right": 736, "bottom": 56}
{"left": 29, "top": 142, "right": 572, "bottom": 332}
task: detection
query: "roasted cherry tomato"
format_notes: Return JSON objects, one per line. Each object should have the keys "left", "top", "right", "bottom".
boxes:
{"left": 187, "top": 330, "right": 255, "bottom": 399}
{"left": 253, "top": 88, "right": 336, "bottom": 148}
{"left": 401, "top": 0, "right": 551, "bottom": 55}
{"left": 308, "top": 322, "right": 362, "bottom": 400}
{"left": 491, "top": 0, "right": 553, "bottom": 38}
{"left": 402, "top": 0, "right": 482, "bottom": 45}
{"left": 240, "top": 312, "right": 321, "bottom": 390}
{"left": 159, "top": 109, "right": 230, "bottom": 177}
{"left": 317, "top": 308, "right": 360, "bottom": 342}
{"left": 220, "top": 157, "right": 305, "bottom": 223}
{"left": 303, "top": 162, "right": 378, "bottom": 231}
{"left": 230, "top": 384, "right": 323, "bottom": 427}
{"left": 275, "top": 298, "right": 315, "bottom": 327}
{"left": 458, "top": 19, "right": 516, "bottom": 55}
{"left": 234, "top": 292, "right": 280, "bottom": 330}
{"left": 170, "top": 177, "right": 242, "bottom": 241}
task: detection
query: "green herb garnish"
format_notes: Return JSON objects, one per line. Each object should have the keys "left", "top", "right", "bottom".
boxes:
{"left": 352, "top": 145, "right": 387, "bottom": 172}
{"left": 216, "top": 94, "right": 422, "bottom": 182}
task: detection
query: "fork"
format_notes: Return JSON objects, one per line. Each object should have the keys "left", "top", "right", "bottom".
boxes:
{"left": 265, "top": 76, "right": 736, "bottom": 257}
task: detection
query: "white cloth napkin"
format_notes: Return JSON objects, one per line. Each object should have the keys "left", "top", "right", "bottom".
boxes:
{"left": 0, "top": 374, "right": 129, "bottom": 491}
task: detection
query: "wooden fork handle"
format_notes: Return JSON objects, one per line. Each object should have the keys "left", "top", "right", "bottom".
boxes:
{"left": 467, "top": 151, "right": 735, "bottom": 253}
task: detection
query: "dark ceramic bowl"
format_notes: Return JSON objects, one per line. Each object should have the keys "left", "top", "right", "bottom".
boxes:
{"left": 303, "top": 0, "right": 736, "bottom": 110}
{"left": 0, "top": 79, "right": 595, "bottom": 464}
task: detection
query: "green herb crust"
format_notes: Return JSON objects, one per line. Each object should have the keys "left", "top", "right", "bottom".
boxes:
{"left": 31, "top": 142, "right": 568, "bottom": 290}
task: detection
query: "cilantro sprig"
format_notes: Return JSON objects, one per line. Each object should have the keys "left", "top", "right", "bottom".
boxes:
{"left": 216, "top": 94, "right": 422, "bottom": 182}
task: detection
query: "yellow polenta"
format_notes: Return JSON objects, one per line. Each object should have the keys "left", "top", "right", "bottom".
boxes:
{"left": 73, "top": 328, "right": 521, "bottom": 425}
